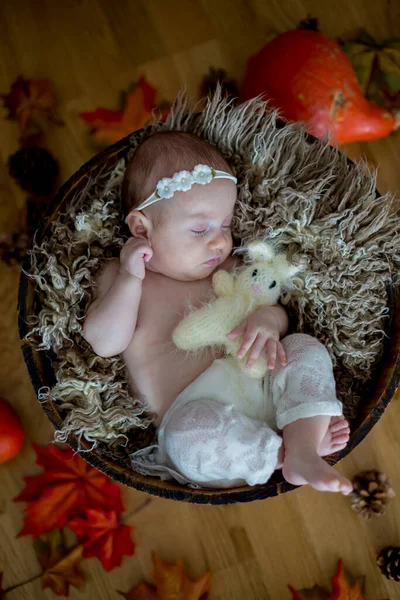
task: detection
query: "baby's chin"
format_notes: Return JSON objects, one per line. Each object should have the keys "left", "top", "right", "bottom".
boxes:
{"left": 171, "top": 264, "right": 220, "bottom": 282}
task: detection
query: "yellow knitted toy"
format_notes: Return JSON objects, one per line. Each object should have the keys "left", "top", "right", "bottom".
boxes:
{"left": 172, "top": 240, "right": 301, "bottom": 378}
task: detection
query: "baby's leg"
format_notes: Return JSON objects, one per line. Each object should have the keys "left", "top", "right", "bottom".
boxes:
{"left": 282, "top": 416, "right": 352, "bottom": 495}
{"left": 163, "top": 398, "right": 283, "bottom": 488}
{"left": 268, "top": 333, "right": 352, "bottom": 495}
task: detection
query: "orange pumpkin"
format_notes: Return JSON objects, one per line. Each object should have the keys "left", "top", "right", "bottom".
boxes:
{"left": 0, "top": 397, "right": 24, "bottom": 463}
{"left": 241, "top": 29, "right": 399, "bottom": 144}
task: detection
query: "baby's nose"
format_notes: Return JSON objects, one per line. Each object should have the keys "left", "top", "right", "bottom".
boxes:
{"left": 208, "top": 232, "right": 225, "bottom": 250}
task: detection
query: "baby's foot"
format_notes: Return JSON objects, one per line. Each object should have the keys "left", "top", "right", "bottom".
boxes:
{"left": 319, "top": 415, "right": 350, "bottom": 456}
{"left": 282, "top": 452, "right": 353, "bottom": 495}
{"left": 275, "top": 416, "right": 350, "bottom": 470}
{"left": 275, "top": 444, "right": 285, "bottom": 469}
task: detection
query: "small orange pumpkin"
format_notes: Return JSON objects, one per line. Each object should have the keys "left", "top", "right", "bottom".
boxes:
{"left": 0, "top": 397, "right": 24, "bottom": 463}
{"left": 241, "top": 29, "right": 399, "bottom": 144}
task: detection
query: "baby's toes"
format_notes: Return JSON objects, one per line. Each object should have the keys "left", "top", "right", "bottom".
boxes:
{"left": 332, "top": 442, "right": 347, "bottom": 452}
{"left": 330, "top": 419, "right": 349, "bottom": 433}
{"left": 329, "top": 416, "right": 344, "bottom": 426}
{"left": 340, "top": 480, "right": 354, "bottom": 496}
{"left": 332, "top": 431, "right": 350, "bottom": 444}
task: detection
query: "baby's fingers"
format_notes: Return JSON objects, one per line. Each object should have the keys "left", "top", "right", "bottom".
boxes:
{"left": 245, "top": 334, "right": 267, "bottom": 368}
{"left": 267, "top": 340, "right": 287, "bottom": 370}
{"left": 277, "top": 341, "right": 287, "bottom": 367}
{"left": 237, "top": 330, "right": 258, "bottom": 359}
{"left": 266, "top": 338, "right": 277, "bottom": 370}
{"left": 143, "top": 247, "right": 153, "bottom": 262}
{"left": 226, "top": 322, "right": 246, "bottom": 340}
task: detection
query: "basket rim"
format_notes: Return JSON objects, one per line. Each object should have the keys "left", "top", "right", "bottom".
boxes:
{"left": 17, "top": 129, "right": 400, "bottom": 504}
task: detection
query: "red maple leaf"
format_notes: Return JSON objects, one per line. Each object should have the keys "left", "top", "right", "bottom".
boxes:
{"left": 68, "top": 508, "right": 135, "bottom": 572}
{"left": 14, "top": 444, "right": 123, "bottom": 538}
{"left": 80, "top": 76, "right": 168, "bottom": 145}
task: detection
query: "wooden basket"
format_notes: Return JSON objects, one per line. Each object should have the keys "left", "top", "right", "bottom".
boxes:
{"left": 17, "top": 131, "right": 400, "bottom": 504}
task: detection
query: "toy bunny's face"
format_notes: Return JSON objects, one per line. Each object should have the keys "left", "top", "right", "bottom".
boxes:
{"left": 236, "top": 261, "right": 282, "bottom": 304}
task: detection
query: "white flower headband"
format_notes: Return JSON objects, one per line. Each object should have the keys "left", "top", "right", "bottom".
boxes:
{"left": 124, "top": 164, "right": 237, "bottom": 224}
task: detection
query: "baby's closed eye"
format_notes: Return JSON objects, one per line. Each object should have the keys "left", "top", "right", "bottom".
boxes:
{"left": 191, "top": 224, "right": 232, "bottom": 237}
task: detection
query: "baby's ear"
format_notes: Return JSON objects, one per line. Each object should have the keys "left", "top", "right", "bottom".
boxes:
{"left": 128, "top": 210, "right": 152, "bottom": 240}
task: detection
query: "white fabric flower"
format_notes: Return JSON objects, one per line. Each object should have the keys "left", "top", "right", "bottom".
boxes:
{"left": 156, "top": 177, "right": 176, "bottom": 199}
{"left": 192, "top": 164, "right": 213, "bottom": 185}
{"left": 172, "top": 170, "right": 194, "bottom": 192}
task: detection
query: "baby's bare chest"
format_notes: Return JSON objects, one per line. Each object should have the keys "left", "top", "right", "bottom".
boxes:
{"left": 121, "top": 259, "right": 236, "bottom": 421}
{"left": 139, "top": 276, "right": 213, "bottom": 342}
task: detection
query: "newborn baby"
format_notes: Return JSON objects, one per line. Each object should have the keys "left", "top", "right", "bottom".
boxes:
{"left": 83, "top": 130, "right": 352, "bottom": 495}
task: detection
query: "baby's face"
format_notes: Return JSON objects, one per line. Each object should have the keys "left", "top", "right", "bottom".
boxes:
{"left": 146, "top": 178, "right": 236, "bottom": 281}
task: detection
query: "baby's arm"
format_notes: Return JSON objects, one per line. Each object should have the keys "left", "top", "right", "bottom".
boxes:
{"left": 260, "top": 304, "right": 290, "bottom": 338}
{"left": 82, "top": 237, "right": 152, "bottom": 357}
{"left": 82, "top": 259, "right": 142, "bottom": 357}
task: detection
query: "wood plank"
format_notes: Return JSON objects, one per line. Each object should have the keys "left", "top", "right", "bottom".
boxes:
{"left": 1, "top": 1, "right": 400, "bottom": 598}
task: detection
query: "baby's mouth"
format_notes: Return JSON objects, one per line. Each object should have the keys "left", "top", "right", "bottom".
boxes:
{"left": 204, "top": 257, "right": 221, "bottom": 266}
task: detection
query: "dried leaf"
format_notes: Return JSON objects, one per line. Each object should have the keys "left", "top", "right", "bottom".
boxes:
{"left": 119, "top": 581, "right": 158, "bottom": 599}
{"left": 34, "top": 529, "right": 85, "bottom": 596}
{"left": 289, "top": 559, "right": 388, "bottom": 600}
{"left": 80, "top": 76, "right": 168, "bottom": 145}
{"left": 119, "top": 552, "right": 211, "bottom": 599}
{"left": 1, "top": 76, "right": 63, "bottom": 138}
{"left": 341, "top": 32, "right": 400, "bottom": 110}
{"left": 68, "top": 508, "right": 134, "bottom": 572}
{"left": 288, "top": 584, "right": 329, "bottom": 599}
{"left": 14, "top": 444, "right": 123, "bottom": 537}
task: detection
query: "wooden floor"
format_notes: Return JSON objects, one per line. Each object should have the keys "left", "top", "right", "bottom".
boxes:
{"left": 1, "top": 1, "right": 400, "bottom": 598}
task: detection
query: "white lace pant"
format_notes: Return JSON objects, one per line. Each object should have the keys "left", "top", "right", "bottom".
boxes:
{"left": 130, "top": 334, "right": 343, "bottom": 489}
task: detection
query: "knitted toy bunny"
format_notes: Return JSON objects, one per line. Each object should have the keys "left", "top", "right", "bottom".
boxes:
{"left": 172, "top": 240, "right": 301, "bottom": 378}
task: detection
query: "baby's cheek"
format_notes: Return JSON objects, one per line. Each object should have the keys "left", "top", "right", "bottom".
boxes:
{"left": 225, "top": 235, "right": 233, "bottom": 256}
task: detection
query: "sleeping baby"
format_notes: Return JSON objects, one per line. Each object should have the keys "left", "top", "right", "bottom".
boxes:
{"left": 82, "top": 130, "right": 352, "bottom": 495}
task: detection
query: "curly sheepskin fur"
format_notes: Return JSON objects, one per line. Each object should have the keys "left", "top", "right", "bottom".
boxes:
{"left": 21, "top": 84, "right": 400, "bottom": 463}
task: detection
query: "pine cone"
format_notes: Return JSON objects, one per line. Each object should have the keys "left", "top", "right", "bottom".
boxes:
{"left": 349, "top": 470, "right": 395, "bottom": 519}
{"left": 8, "top": 146, "right": 59, "bottom": 196}
{"left": 377, "top": 547, "right": 400, "bottom": 582}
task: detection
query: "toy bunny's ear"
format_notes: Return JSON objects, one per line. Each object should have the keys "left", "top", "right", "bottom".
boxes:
{"left": 274, "top": 255, "right": 303, "bottom": 281}
{"left": 246, "top": 240, "right": 275, "bottom": 261}
{"left": 287, "top": 263, "right": 302, "bottom": 278}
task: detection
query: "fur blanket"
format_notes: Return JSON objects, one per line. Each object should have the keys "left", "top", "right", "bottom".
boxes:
{"left": 22, "top": 85, "right": 400, "bottom": 463}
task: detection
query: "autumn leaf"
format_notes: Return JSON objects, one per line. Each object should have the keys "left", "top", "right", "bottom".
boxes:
{"left": 68, "top": 508, "right": 135, "bottom": 572}
{"left": 1, "top": 76, "right": 63, "bottom": 139}
{"left": 34, "top": 529, "right": 86, "bottom": 596}
{"left": 341, "top": 31, "right": 400, "bottom": 111}
{"left": 119, "top": 552, "right": 211, "bottom": 600}
{"left": 14, "top": 443, "right": 123, "bottom": 537}
{"left": 289, "top": 585, "right": 329, "bottom": 600}
{"left": 289, "top": 559, "right": 388, "bottom": 600}
{"left": 120, "top": 581, "right": 158, "bottom": 600}
{"left": 80, "top": 76, "right": 169, "bottom": 145}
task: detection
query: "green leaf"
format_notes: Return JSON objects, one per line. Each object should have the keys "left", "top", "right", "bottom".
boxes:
{"left": 341, "top": 34, "right": 400, "bottom": 109}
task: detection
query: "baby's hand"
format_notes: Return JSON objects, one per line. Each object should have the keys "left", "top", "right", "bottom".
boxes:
{"left": 226, "top": 307, "right": 287, "bottom": 370}
{"left": 120, "top": 237, "right": 153, "bottom": 280}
